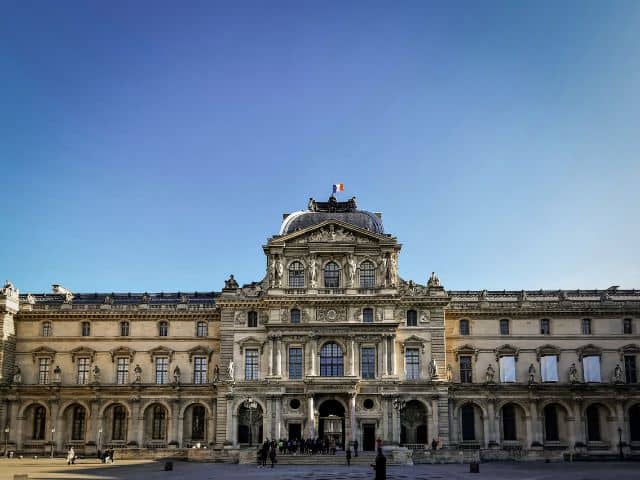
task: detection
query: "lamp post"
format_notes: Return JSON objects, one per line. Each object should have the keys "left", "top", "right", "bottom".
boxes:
{"left": 243, "top": 397, "right": 258, "bottom": 447}
{"left": 618, "top": 427, "right": 623, "bottom": 460}
{"left": 50, "top": 428, "right": 56, "bottom": 458}
{"left": 98, "top": 427, "right": 103, "bottom": 455}
{"left": 4, "top": 427, "right": 9, "bottom": 457}
{"left": 392, "top": 397, "right": 406, "bottom": 446}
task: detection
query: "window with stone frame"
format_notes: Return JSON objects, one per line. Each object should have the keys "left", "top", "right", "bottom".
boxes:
{"left": 581, "top": 318, "right": 592, "bottom": 335}
{"left": 247, "top": 311, "right": 258, "bottom": 328}
{"left": 152, "top": 405, "right": 166, "bottom": 440}
{"left": 38, "top": 357, "right": 50, "bottom": 384}
{"left": 32, "top": 406, "right": 46, "bottom": 440}
{"left": 359, "top": 260, "right": 375, "bottom": 288}
{"left": 71, "top": 406, "right": 86, "bottom": 440}
{"left": 42, "top": 321, "right": 52, "bottom": 337}
{"left": 362, "top": 308, "right": 374, "bottom": 323}
{"left": 120, "top": 321, "right": 130, "bottom": 336}
{"left": 289, "top": 347, "right": 303, "bottom": 379}
{"left": 290, "top": 308, "right": 301, "bottom": 324}
{"left": 320, "top": 342, "right": 344, "bottom": 377}
{"left": 116, "top": 357, "right": 129, "bottom": 385}
{"left": 624, "top": 318, "right": 633, "bottom": 334}
{"left": 288, "top": 261, "right": 305, "bottom": 288}
{"left": 499, "top": 319, "right": 510, "bottom": 335}
{"left": 540, "top": 355, "right": 559, "bottom": 382}
{"left": 245, "top": 348, "right": 259, "bottom": 380}
{"left": 582, "top": 355, "right": 601, "bottom": 383}
{"left": 191, "top": 405, "right": 206, "bottom": 440}
{"left": 540, "top": 318, "right": 551, "bottom": 335}
{"left": 459, "top": 319, "right": 470, "bottom": 336}
{"left": 405, "top": 348, "right": 420, "bottom": 380}
{"left": 158, "top": 321, "right": 168, "bottom": 337}
{"left": 361, "top": 346, "right": 376, "bottom": 379}
{"left": 193, "top": 356, "right": 207, "bottom": 384}
{"left": 625, "top": 355, "right": 637, "bottom": 384}
{"left": 499, "top": 356, "right": 516, "bottom": 383}
{"left": 155, "top": 357, "right": 169, "bottom": 384}
{"left": 459, "top": 356, "right": 472, "bottom": 383}
{"left": 406, "top": 309, "right": 418, "bottom": 327}
{"left": 112, "top": 405, "right": 126, "bottom": 440}
{"left": 81, "top": 321, "right": 90, "bottom": 336}
{"left": 196, "top": 321, "right": 208, "bottom": 337}
{"left": 324, "top": 262, "right": 340, "bottom": 288}
{"left": 76, "top": 357, "right": 90, "bottom": 385}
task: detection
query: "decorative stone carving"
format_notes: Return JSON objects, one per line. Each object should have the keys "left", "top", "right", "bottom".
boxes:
{"left": 309, "top": 225, "right": 355, "bottom": 242}
{"left": 140, "top": 292, "right": 150, "bottom": 304}
{"left": 26, "top": 293, "right": 35, "bottom": 305}
{"left": 212, "top": 364, "right": 220, "bottom": 383}
{"left": 346, "top": 254, "right": 357, "bottom": 287}
{"left": 92, "top": 364, "right": 101, "bottom": 383}
{"left": 568, "top": 363, "right": 579, "bottom": 383}
{"left": 133, "top": 364, "right": 142, "bottom": 383}
{"left": 53, "top": 365, "right": 62, "bottom": 383}
{"left": 173, "top": 366, "right": 181, "bottom": 385}
{"left": 317, "top": 307, "right": 346, "bottom": 322}
{"left": 12, "top": 365, "right": 22, "bottom": 384}
{"left": 224, "top": 275, "right": 239, "bottom": 289}
{"left": 613, "top": 364, "right": 624, "bottom": 383}
{"left": 103, "top": 295, "right": 113, "bottom": 305}
{"left": 446, "top": 364, "right": 453, "bottom": 382}
{"left": 428, "top": 358, "right": 438, "bottom": 379}
{"left": 427, "top": 272, "right": 441, "bottom": 288}
{"left": 308, "top": 255, "right": 318, "bottom": 288}
{"left": 227, "top": 360, "right": 234, "bottom": 380}
{"left": 558, "top": 290, "right": 568, "bottom": 301}
{"left": 234, "top": 311, "right": 247, "bottom": 326}
{"left": 528, "top": 363, "right": 537, "bottom": 384}
{"left": 269, "top": 255, "right": 284, "bottom": 288}
{"left": 1, "top": 280, "right": 17, "bottom": 296}
{"left": 479, "top": 290, "right": 488, "bottom": 301}
{"left": 485, "top": 364, "right": 495, "bottom": 383}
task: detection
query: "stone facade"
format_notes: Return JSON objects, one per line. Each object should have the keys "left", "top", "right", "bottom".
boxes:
{"left": 1, "top": 196, "right": 639, "bottom": 461}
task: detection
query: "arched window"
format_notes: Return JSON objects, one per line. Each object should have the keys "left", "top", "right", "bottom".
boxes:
{"left": 502, "top": 404, "right": 517, "bottom": 441}
{"left": 320, "top": 342, "right": 343, "bottom": 377}
{"left": 192, "top": 405, "right": 206, "bottom": 440}
{"left": 288, "top": 261, "right": 305, "bottom": 288}
{"left": 42, "top": 321, "right": 52, "bottom": 337}
{"left": 406, "top": 309, "right": 417, "bottom": 327}
{"left": 32, "top": 406, "right": 46, "bottom": 440}
{"left": 248, "top": 311, "right": 258, "bottom": 328}
{"left": 112, "top": 405, "right": 126, "bottom": 441}
{"left": 459, "top": 319, "right": 470, "bottom": 336}
{"left": 324, "top": 262, "right": 340, "bottom": 288}
{"left": 158, "top": 321, "right": 168, "bottom": 337}
{"left": 120, "top": 321, "right": 130, "bottom": 336}
{"left": 152, "top": 405, "right": 166, "bottom": 440}
{"left": 81, "top": 321, "right": 90, "bottom": 336}
{"left": 362, "top": 308, "right": 374, "bottom": 323}
{"left": 290, "top": 308, "right": 301, "bottom": 324}
{"left": 196, "top": 321, "right": 208, "bottom": 337}
{"left": 586, "top": 404, "right": 601, "bottom": 441}
{"left": 359, "top": 261, "right": 375, "bottom": 288}
{"left": 71, "top": 406, "right": 86, "bottom": 440}
{"left": 461, "top": 404, "right": 475, "bottom": 441}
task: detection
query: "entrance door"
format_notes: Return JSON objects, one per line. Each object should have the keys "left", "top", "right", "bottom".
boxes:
{"left": 362, "top": 424, "right": 376, "bottom": 451}
{"left": 288, "top": 423, "right": 302, "bottom": 440}
{"left": 318, "top": 400, "right": 346, "bottom": 447}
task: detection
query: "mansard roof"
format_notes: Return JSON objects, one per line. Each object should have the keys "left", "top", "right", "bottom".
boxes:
{"left": 19, "top": 291, "right": 219, "bottom": 308}
{"left": 279, "top": 196, "right": 384, "bottom": 235}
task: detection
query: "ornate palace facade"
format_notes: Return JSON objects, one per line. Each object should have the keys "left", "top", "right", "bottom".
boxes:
{"left": 1, "top": 196, "right": 639, "bottom": 460}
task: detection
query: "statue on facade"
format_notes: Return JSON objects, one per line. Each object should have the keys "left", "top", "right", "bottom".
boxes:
{"left": 92, "top": 364, "right": 101, "bottom": 383}
{"left": 53, "top": 365, "right": 62, "bottom": 383}
{"left": 347, "top": 254, "right": 357, "bottom": 287}
{"left": 485, "top": 364, "right": 495, "bottom": 383}
{"left": 428, "top": 358, "right": 438, "bottom": 379}
{"left": 173, "top": 366, "right": 181, "bottom": 385}
{"left": 479, "top": 290, "right": 488, "bottom": 301}
{"left": 446, "top": 364, "right": 453, "bottom": 382}
{"left": 427, "top": 272, "right": 441, "bottom": 288}
{"left": 213, "top": 364, "right": 220, "bottom": 383}
{"left": 134, "top": 364, "right": 142, "bottom": 383}
{"left": 568, "top": 363, "right": 579, "bottom": 383}
{"left": 270, "top": 255, "right": 283, "bottom": 288}
{"left": 12, "top": 365, "right": 22, "bottom": 384}
{"left": 227, "top": 360, "right": 235, "bottom": 381}
{"left": 528, "top": 363, "right": 537, "bottom": 384}
{"left": 26, "top": 293, "right": 35, "bottom": 305}
{"left": 390, "top": 253, "right": 398, "bottom": 287}
{"left": 613, "top": 363, "right": 624, "bottom": 383}
{"left": 224, "top": 274, "right": 239, "bottom": 289}
{"left": 308, "top": 197, "right": 317, "bottom": 212}
{"left": 308, "top": 256, "right": 318, "bottom": 288}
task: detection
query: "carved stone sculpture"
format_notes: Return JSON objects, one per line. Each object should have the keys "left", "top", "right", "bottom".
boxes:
{"left": 308, "top": 255, "right": 318, "bottom": 288}
{"left": 224, "top": 274, "right": 239, "bottom": 289}
{"left": 347, "top": 254, "right": 357, "bottom": 287}
{"left": 613, "top": 363, "right": 624, "bottom": 383}
{"left": 93, "top": 364, "right": 101, "bottom": 382}
{"left": 427, "top": 272, "right": 441, "bottom": 288}
{"left": 528, "top": 363, "right": 536, "bottom": 384}
{"left": 173, "top": 366, "right": 181, "bottom": 384}
{"left": 428, "top": 358, "right": 438, "bottom": 379}
{"left": 213, "top": 364, "right": 220, "bottom": 382}
{"left": 485, "top": 364, "right": 495, "bottom": 383}
{"left": 568, "top": 363, "right": 579, "bottom": 383}
{"left": 134, "top": 364, "right": 142, "bottom": 383}
{"left": 228, "top": 360, "right": 235, "bottom": 380}
{"left": 53, "top": 365, "right": 62, "bottom": 383}
{"left": 13, "top": 365, "right": 22, "bottom": 384}
{"left": 446, "top": 364, "right": 453, "bottom": 382}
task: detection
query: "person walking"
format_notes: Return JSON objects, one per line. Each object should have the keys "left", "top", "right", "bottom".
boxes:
{"left": 345, "top": 448, "right": 352, "bottom": 467}
{"left": 353, "top": 439, "right": 359, "bottom": 457}
{"left": 66, "top": 447, "right": 76, "bottom": 465}
{"left": 269, "top": 445, "right": 277, "bottom": 468}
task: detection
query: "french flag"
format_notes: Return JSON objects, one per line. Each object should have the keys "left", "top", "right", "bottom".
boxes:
{"left": 332, "top": 183, "right": 345, "bottom": 193}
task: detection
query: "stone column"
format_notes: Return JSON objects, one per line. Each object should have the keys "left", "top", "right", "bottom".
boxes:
{"left": 89, "top": 400, "right": 102, "bottom": 453}
{"left": 482, "top": 407, "right": 490, "bottom": 448}
{"left": 274, "top": 397, "right": 282, "bottom": 440}
{"left": 487, "top": 400, "right": 497, "bottom": 445}
{"left": 15, "top": 402, "right": 24, "bottom": 450}
{"left": 528, "top": 400, "right": 539, "bottom": 445}
{"left": 616, "top": 400, "right": 626, "bottom": 445}
{"left": 309, "top": 335, "right": 318, "bottom": 376}
{"left": 135, "top": 402, "right": 144, "bottom": 447}
{"left": 232, "top": 413, "right": 238, "bottom": 447}
{"left": 207, "top": 399, "right": 216, "bottom": 446}
{"left": 389, "top": 335, "right": 396, "bottom": 375}
{"left": 382, "top": 336, "right": 389, "bottom": 376}
{"left": 392, "top": 403, "right": 400, "bottom": 444}
{"left": 267, "top": 335, "right": 274, "bottom": 377}
{"left": 572, "top": 400, "right": 583, "bottom": 445}
{"left": 169, "top": 400, "right": 180, "bottom": 445}
{"left": 431, "top": 397, "right": 439, "bottom": 442}
{"left": 350, "top": 394, "right": 357, "bottom": 444}
{"left": 277, "top": 336, "right": 284, "bottom": 377}
{"left": 225, "top": 397, "right": 234, "bottom": 444}
{"left": 177, "top": 411, "right": 185, "bottom": 447}
{"left": 349, "top": 336, "right": 356, "bottom": 376}
{"left": 307, "top": 396, "right": 315, "bottom": 438}
{"left": 449, "top": 399, "right": 458, "bottom": 444}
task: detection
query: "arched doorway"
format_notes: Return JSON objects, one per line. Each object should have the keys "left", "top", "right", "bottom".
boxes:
{"left": 184, "top": 403, "right": 207, "bottom": 446}
{"left": 500, "top": 403, "right": 526, "bottom": 444}
{"left": 318, "top": 399, "right": 345, "bottom": 448}
{"left": 543, "top": 403, "right": 569, "bottom": 444}
{"left": 459, "top": 402, "right": 484, "bottom": 444}
{"left": 629, "top": 404, "right": 640, "bottom": 442}
{"left": 238, "top": 402, "right": 263, "bottom": 446}
{"left": 400, "top": 400, "right": 428, "bottom": 445}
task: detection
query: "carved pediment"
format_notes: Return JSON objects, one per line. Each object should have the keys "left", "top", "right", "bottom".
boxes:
{"left": 275, "top": 220, "right": 388, "bottom": 245}
{"left": 236, "top": 336, "right": 266, "bottom": 353}
{"left": 494, "top": 344, "right": 519, "bottom": 361}
{"left": 188, "top": 345, "right": 214, "bottom": 362}
{"left": 110, "top": 346, "right": 135, "bottom": 362}
{"left": 70, "top": 346, "right": 96, "bottom": 363}
{"left": 536, "top": 344, "right": 561, "bottom": 360}
{"left": 148, "top": 346, "right": 174, "bottom": 362}
{"left": 453, "top": 344, "right": 479, "bottom": 361}
{"left": 619, "top": 344, "right": 640, "bottom": 360}
{"left": 401, "top": 335, "right": 427, "bottom": 353}
{"left": 576, "top": 344, "right": 602, "bottom": 360}
{"left": 31, "top": 346, "right": 56, "bottom": 363}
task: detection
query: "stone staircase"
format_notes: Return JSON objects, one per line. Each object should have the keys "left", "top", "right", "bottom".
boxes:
{"left": 239, "top": 450, "right": 376, "bottom": 466}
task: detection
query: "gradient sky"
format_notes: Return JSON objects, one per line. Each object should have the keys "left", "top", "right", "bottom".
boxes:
{"left": 1, "top": 1, "right": 639, "bottom": 294}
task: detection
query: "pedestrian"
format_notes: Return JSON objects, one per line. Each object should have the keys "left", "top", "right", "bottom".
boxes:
{"left": 269, "top": 446, "right": 277, "bottom": 468}
{"left": 372, "top": 447, "right": 386, "bottom": 480}
{"left": 346, "top": 448, "right": 352, "bottom": 467}
{"left": 110, "top": 448, "right": 115, "bottom": 464}
{"left": 353, "top": 439, "right": 359, "bottom": 457}
{"left": 66, "top": 447, "right": 76, "bottom": 465}
{"left": 431, "top": 438, "right": 437, "bottom": 451}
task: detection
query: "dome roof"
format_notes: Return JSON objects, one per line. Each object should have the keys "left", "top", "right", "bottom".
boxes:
{"left": 279, "top": 196, "right": 384, "bottom": 235}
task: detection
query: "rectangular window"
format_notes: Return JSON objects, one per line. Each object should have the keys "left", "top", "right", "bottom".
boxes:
{"left": 38, "top": 358, "right": 50, "bottom": 384}
{"left": 42, "top": 322, "right": 51, "bottom": 337}
{"left": 116, "top": 357, "right": 129, "bottom": 385}
{"left": 245, "top": 349, "right": 259, "bottom": 380}
{"left": 625, "top": 355, "right": 637, "bottom": 384}
{"left": 460, "top": 356, "right": 472, "bottom": 383}
{"left": 405, "top": 348, "right": 419, "bottom": 380}
{"left": 247, "top": 311, "right": 258, "bottom": 328}
{"left": 499, "top": 356, "right": 516, "bottom": 382}
{"left": 406, "top": 310, "right": 417, "bottom": 327}
{"left": 540, "top": 319, "right": 550, "bottom": 335}
{"left": 120, "top": 322, "right": 129, "bottom": 336}
{"left": 624, "top": 318, "right": 633, "bottom": 334}
{"left": 361, "top": 347, "right": 376, "bottom": 379}
{"left": 77, "top": 358, "right": 90, "bottom": 384}
{"left": 158, "top": 322, "right": 168, "bottom": 337}
{"left": 155, "top": 357, "right": 169, "bottom": 384}
{"left": 81, "top": 322, "right": 90, "bottom": 336}
{"left": 289, "top": 347, "right": 303, "bottom": 379}
{"left": 196, "top": 322, "right": 208, "bottom": 337}
{"left": 193, "top": 357, "right": 207, "bottom": 384}
{"left": 582, "top": 356, "right": 601, "bottom": 383}
{"left": 581, "top": 318, "right": 592, "bottom": 335}
{"left": 499, "top": 319, "right": 510, "bottom": 335}
{"left": 540, "top": 355, "right": 558, "bottom": 382}
{"left": 363, "top": 308, "right": 374, "bottom": 323}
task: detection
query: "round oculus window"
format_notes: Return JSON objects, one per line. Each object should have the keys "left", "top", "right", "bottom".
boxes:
{"left": 363, "top": 399, "right": 374, "bottom": 410}
{"left": 290, "top": 399, "right": 301, "bottom": 410}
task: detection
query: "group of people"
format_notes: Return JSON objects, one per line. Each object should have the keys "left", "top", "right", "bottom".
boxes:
{"left": 267, "top": 437, "right": 358, "bottom": 456}
{"left": 99, "top": 448, "right": 116, "bottom": 464}
{"left": 256, "top": 440, "right": 278, "bottom": 468}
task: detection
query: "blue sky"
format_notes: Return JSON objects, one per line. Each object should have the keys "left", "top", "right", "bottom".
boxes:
{"left": 1, "top": 1, "right": 639, "bottom": 293}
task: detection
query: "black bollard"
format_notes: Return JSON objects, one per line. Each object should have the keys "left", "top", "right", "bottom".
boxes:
{"left": 469, "top": 462, "right": 479, "bottom": 473}
{"left": 164, "top": 461, "right": 173, "bottom": 471}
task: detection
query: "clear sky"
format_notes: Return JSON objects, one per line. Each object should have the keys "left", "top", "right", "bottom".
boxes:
{"left": 1, "top": 1, "right": 639, "bottom": 293}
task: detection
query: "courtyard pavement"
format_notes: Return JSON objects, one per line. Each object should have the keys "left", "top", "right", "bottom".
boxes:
{"left": 0, "top": 458, "right": 638, "bottom": 480}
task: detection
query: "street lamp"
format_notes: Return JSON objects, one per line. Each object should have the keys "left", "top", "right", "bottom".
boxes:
{"left": 4, "top": 427, "right": 9, "bottom": 457}
{"left": 50, "top": 428, "right": 56, "bottom": 458}
{"left": 243, "top": 397, "right": 258, "bottom": 447}
{"left": 618, "top": 427, "right": 623, "bottom": 460}
{"left": 392, "top": 398, "right": 406, "bottom": 446}
{"left": 98, "top": 428, "right": 103, "bottom": 455}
